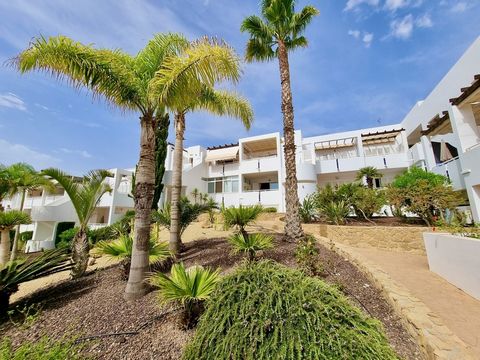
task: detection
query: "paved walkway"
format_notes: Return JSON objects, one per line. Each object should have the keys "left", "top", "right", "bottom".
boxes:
{"left": 341, "top": 245, "right": 480, "bottom": 357}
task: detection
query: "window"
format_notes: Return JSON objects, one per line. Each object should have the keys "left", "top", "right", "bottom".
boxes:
{"left": 260, "top": 182, "right": 278, "bottom": 190}
{"left": 374, "top": 178, "right": 382, "bottom": 189}
{"left": 207, "top": 176, "right": 239, "bottom": 194}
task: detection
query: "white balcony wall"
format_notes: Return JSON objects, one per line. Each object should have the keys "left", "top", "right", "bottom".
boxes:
{"left": 431, "top": 158, "right": 465, "bottom": 190}
{"left": 315, "top": 159, "right": 338, "bottom": 174}
{"left": 364, "top": 153, "right": 410, "bottom": 169}
{"left": 212, "top": 193, "right": 239, "bottom": 208}
{"left": 240, "top": 156, "right": 279, "bottom": 174}
{"left": 23, "top": 196, "right": 44, "bottom": 209}
{"left": 239, "top": 190, "right": 279, "bottom": 207}
{"left": 408, "top": 143, "right": 425, "bottom": 166}
{"left": 208, "top": 162, "right": 240, "bottom": 177}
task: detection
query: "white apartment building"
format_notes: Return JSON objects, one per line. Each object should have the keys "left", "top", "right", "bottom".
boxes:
{"left": 3, "top": 36, "right": 480, "bottom": 252}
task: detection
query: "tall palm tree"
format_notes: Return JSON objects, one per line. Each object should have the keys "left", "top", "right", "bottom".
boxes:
{"left": 166, "top": 89, "right": 253, "bottom": 254}
{"left": 241, "top": 0, "right": 319, "bottom": 242}
{"left": 0, "top": 165, "right": 9, "bottom": 212}
{"left": 42, "top": 168, "right": 112, "bottom": 278}
{"left": 15, "top": 34, "right": 246, "bottom": 299}
{"left": 356, "top": 166, "right": 383, "bottom": 189}
{"left": 0, "top": 211, "right": 31, "bottom": 266}
{"left": 4, "top": 163, "right": 54, "bottom": 260}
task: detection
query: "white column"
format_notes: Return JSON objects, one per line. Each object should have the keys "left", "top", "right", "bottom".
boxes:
{"left": 420, "top": 135, "right": 436, "bottom": 170}
{"left": 449, "top": 104, "right": 480, "bottom": 152}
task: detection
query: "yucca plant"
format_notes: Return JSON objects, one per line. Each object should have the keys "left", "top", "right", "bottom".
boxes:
{"left": 227, "top": 233, "right": 274, "bottom": 261}
{"left": 0, "top": 211, "right": 31, "bottom": 266}
{"left": 318, "top": 201, "right": 351, "bottom": 225}
{"left": 149, "top": 262, "right": 220, "bottom": 328}
{"left": 299, "top": 194, "right": 318, "bottom": 223}
{"left": 222, "top": 205, "right": 263, "bottom": 238}
{"left": 0, "top": 248, "right": 73, "bottom": 316}
{"left": 94, "top": 235, "right": 170, "bottom": 279}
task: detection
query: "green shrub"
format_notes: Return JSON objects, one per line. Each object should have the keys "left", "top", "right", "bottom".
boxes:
{"left": 0, "top": 337, "right": 84, "bottom": 360}
{"left": 299, "top": 194, "right": 318, "bottom": 223}
{"left": 353, "top": 187, "right": 386, "bottom": 219}
{"left": 149, "top": 262, "right": 220, "bottom": 328}
{"left": 183, "top": 260, "right": 398, "bottom": 360}
{"left": 222, "top": 205, "right": 263, "bottom": 237}
{"left": 263, "top": 207, "right": 277, "bottom": 213}
{"left": 227, "top": 233, "right": 274, "bottom": 261}
{"left": 57, "top": 227, "right": 77, "bottom": 248}
{"left": 318, "top": 200, "right": 350, "bottom": 225}
{"left": 88, "top": 225, "right": 116, "bottom": 244}
{"left": 19, "top": 231, "right": 33, "bottom": 242}
{"left": 295, "top": 235, "right": 322, "bottom": 276}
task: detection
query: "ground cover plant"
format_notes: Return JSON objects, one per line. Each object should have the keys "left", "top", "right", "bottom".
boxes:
{"left": 183, "top": 260, "right": 399, "bottom": 360}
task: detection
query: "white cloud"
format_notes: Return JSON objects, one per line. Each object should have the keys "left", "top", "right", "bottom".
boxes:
{"left": 390, "top": 14, "right": 414, "bottom": 39}
{"left": 0, "top": 139, "right": 60, "bottom": 169}
{"left": 60, "top": 148, "right": 92, "bottom": 158}
{"left": 348, "top": 30, "right": 361, "bottom": 39}
{"left": 451, "top": 2, "right": 467, "bottom": 12}
{"left": 385, "top": 0, "right": 410, "bottom": 11}
{"left": 363, "top": 32, "right": 374, "bottom": 47}
{"left": 0, "top": 93, "right": 27, "bottom": 111}
{"left": 344, "top": 0, "right": 380, "bottom": 12}
{"left": 415, "top": 14, "right": 433, "bottom": 28}
{"left": 34, "top": 103, "right": 49, "bottom": 111}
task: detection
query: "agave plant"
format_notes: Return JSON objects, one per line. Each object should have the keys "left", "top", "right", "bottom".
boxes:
{"left": 0, "top": 248, "right": 73, "bottom": 316}
{"left": 299, "top": 194, "right": 318, "bottom": 223}
{"left": 318, "top": 201, "right": 351, "bottom": 225}
{"left": 227, "top": 233, "right": 274, "bottom": 261}
{"left": 222, "top": 205, "right": 263, "bottom": 238}
{"left": 149, "top": 262, "right": 220, "bottom": 328}
{"left": 94, "top": 235, "right": 170, "bottom": 279}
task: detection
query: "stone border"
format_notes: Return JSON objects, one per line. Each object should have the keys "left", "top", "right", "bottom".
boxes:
{"left": 311, "top": 234, "right": 474, "bottom": 360}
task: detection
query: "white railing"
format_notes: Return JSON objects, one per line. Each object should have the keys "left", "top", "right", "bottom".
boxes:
{"left": 239, "top": 190, "right": 279, "bottom": 207}
{"left": 240, "top": 156, "right": 279, "bottom": 173}
{"left": 431, "top": 157, "right": 465, "bottom": 190}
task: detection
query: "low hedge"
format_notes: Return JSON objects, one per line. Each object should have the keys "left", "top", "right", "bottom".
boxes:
{"left": 183, "top": 260, "right": 398, "bottom": 360}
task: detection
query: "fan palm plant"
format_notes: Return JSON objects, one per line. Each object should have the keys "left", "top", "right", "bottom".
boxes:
{"left": 241, "top": 0, "right": 319, "bottom": 242}
{"left": 152, "top": 197, "right": 211, "bottom": 243}
{"left": 222, "top": 205, "right": 264, "bottom": 238}
{"left": 3, "top": 163, "right": 54, "bottom": 260}
{"left": 42, "top": 168, "right": 112, "bottom": 278}
{"left": 356, "top": 167, "right": 383, "bottom": 189}
{"left": 15, "top": 33, "right": 248, "bottom": 299}
{"left": 227, "top": 233, "right": 274, "bottom": 261}
{"left": 0, "top": 211, "right": 31, "bottom": 266}
{"left": 94, "top": 235, "right": 170, "bottom": 279}
{"left": 149, "top": 262, "right": 220, "bottom": 328}
{"left": 0, "top": 247, "right": 72, "bottom": 316}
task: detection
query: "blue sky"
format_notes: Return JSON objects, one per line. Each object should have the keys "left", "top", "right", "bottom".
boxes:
{"left": 0, "top": 0, "right": 479, "bottom": 174}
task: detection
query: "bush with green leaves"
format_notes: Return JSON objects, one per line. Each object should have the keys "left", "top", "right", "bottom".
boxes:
{"left": 295, "top": 235, "right": 322, "bottom": 276}
{"left": 0, "top": 248, "right": 73, "bottom": 316}
{"left": 0, "top": 337, "right": 83, "bottom": 360}
{"left": 152, "top": 197, "right": 212, "bottom": 241}
{"left": 318, "top": 200, "right": 351, "bottom": 225}
{"left": 222, "top": 205, "right": 263, "bottom": 237}
{"left": 353, "top": 186, "right": 386, "bottom": 219}
{"left": 94, "top": 235, "right": 170, "bottom": 279}
{"left": 262, "top": 207, "right": 277, "bottom": 213}
{"left": 183, "top": 260, "right": 398, "bottom": 360}
{"left": 149, "top": 262, "right": 220, "bottom": 328}
{"left": 386, "top": 167, "right": 463, "bottom": 225}
{"left": 227, "top": 233, "right": 274, "bottom": 261}
{"left": 299, "top": 194, "right": 318, "bottom": 223}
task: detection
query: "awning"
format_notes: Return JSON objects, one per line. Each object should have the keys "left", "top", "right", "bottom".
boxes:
{"left": 315, "top": 137, "right": 356, "bottom": 150}
{"left": 421, "top": 111, "right": 452, "bottom": 136}
{"left": 361, "top": 129, "right": 404, "bottom": 145}
{"left": 205, "top": 146, "right": 239, "bottom": 162}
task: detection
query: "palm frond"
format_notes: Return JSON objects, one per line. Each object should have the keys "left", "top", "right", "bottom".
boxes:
{"left": 290, "top": 5, "right": 320, "bottom": 38}
{"left": 227, "top": 233, "right": 274, "bottom": 257}
{"left": 193, "top": 88, "right": 254, "bottom": 130}
{"left": 150, "top": 37, "right": 241, "bottom": 107}
{"left": 13, "top": 35, "right": 142, "bottom": 111}
{"left": 149, "top": 262, "right": 220, "bottom": 305}
{"left": 0, "top": 211, "right": 31, "bottom": 230}
{"left": 222, "top": 205, "right": 264, "bottom": 232}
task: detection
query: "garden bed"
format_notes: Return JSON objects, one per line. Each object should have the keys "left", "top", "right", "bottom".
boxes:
{"left": 1, "top": 236, "right": 421, "bottom": 359}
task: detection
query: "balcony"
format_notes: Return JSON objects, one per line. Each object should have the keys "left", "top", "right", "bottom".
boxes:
{"left": 239, "top": 190, "right": 280, "bottom": 207}
{"left": 209, "top": 162, "right": 240, "bottom": 177}
{"left": 240, "top": 156, "right": 279, "bottom": 173}
{"left": 316, "top": 153, "right": 410, "bottom": 174}
{"left": 432, "top": 157, "right": 465, "bottom": 190}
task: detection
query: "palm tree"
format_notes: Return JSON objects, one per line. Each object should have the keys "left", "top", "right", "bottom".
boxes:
{"left": 191, "top": 188, "right": 200, "bottom": 204}
{"left": 162, "top": 88, "right": 253, "bottom": 255}
{"left": 222, "top": 205, "right": 263, "bottom": 238}
{"left": 356, "top": 167, "right": 383, "bottom": 189}
{"left": 227, "top": 233, "right": 274, "bottom": 261}
{"left": 0, "top": 211, "right": 31, "bottom": 266}
{"left": 241, "top": 0, "right": 319, "bottom": 242}
{"left": 42, "top": 168, "right": 112, "bottom": 278}
{"left": 4, "top": 163, "right": 54, "bottom": 260}
{"left": 15, "top": 34, "right": 248, "bottom": 299}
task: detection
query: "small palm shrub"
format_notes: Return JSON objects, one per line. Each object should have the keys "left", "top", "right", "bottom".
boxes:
{"left": 0, "top": 248, "right": 73, "bottom": 316}
{"left": 299, "top": 194, "right": 318, "bottom": 223}
{"left": 152, "top": 197, "right": 212, "bottom": 240}
{"left": 183, "top": 260, "right": 398, "bottom": 360}
{"left": 222, "top": 205, "right": 263, "bottom": 237}
{"left": 0, "top": 337, "right": 83, "bottom": 360}
{"left": 318, "top": 200, "right": 351, "bottom": 225}
{"left": 227, "top": 233, "right": 274, "bottom": 261}
{"left": 263, "top": 207, "right": 277, "bottom": 213}
{"left": 94, "top": 235, "right": 170, "bottom": 279}
{"left": 149, "top": 262, "right": 220, "bottom": 328}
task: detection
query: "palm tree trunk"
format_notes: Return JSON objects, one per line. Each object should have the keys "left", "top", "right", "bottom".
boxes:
{"left": 277, "top": 40, "right": 304, "bottom": 242}
{"left": 10, "top": 189, "right": 26, "bottom": 261}
{"left": 125, "top": 113, "right": 157, "bottom": 300}
{"left": 169, "top": 112, "right": 186, "bottom": 255}
{"left": 71, "top": 227, "right": 89, "bottom": 278}
{"left": 0, "top": 229, "right": 11, "bottom": 266}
